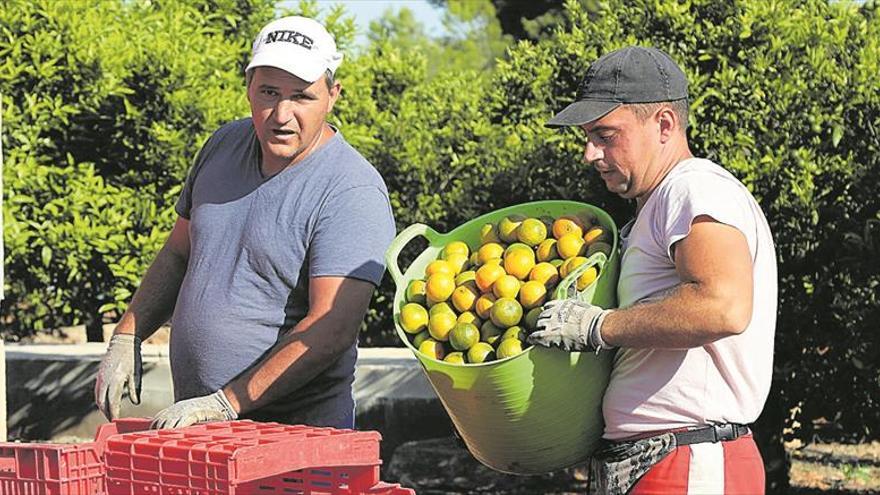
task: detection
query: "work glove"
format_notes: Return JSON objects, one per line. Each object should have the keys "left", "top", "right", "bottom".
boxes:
{"left": 95, "top": 333, "right": 143, "bottom": 420}
{"left": 527, "top": 298, "right": 614, "bottom": 353}
{"left": 150, "top": 390, "right": 238, "bottom": 429}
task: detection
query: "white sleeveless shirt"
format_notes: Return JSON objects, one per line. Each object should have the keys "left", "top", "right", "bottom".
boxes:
{"left": 603, "top": 158, "right": 777, "bottom": 440}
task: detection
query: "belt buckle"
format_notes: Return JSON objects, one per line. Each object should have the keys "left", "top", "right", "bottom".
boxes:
{"left": 713, "top": 423, "right": 735, "bottom": 442}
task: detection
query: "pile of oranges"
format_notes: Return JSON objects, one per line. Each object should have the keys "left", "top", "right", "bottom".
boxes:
{"left": 399, "top": 211, "right": 612, "bottom": 364}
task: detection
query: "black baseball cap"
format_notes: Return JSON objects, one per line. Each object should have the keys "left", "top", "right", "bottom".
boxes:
{"left": 547, "top": 46, "right": 688, "bottom": 128}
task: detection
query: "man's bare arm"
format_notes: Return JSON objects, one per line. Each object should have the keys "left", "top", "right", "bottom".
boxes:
{"left": 222, "top": 276, "right": 375, "bottom": 415}
{"left": 601, "top": 215, "right": 754, "bottom": 348}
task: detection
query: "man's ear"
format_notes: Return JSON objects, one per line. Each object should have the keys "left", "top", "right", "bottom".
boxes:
{"left": 327, "top": 81, "right": 342, "bottom": 112}
{"left": 657, "top": 106, "right": 678, "bottom": 143}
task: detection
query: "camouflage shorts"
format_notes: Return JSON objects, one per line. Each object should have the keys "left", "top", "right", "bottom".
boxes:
{"left": 587, "top": 432, "right": 677, "bottom": 495}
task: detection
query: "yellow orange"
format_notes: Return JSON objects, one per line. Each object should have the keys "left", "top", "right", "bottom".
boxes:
{"left": 576, "top": 265, "right": 599, "bottom": 290}
{"left": 477, "top": 243, "right": 505, "bottom": 265}
{"left": 451, "top": 282, "right": 479, "bottom": 312}
{"left": 444, "top": 253, "right": 469, "bottom": 274}
{"left": 552, "top": 215, "right": 584, "bottom": 240}
{"left": 498, "top": 215, "right": 526, "bottom": 243}
{"left": 516, "top": 218, "right": 547, "bottom": 247}
{"left": 449, "top": 322, "right": 480, "bottom": 351}
{"left": 457, "top": 311, "right": 480, "bottom": 326}
{"left": 455, "top": 270, "right": 476, "bottom": 286}
{"left": 418, "top": 339, "right": 446, "bottom": 360}
{"left": 480, "top": 320, "right": 504, "bottom": 345}
{"left": 441, "top": 241, "right": 470, "bottom": 259}
{"left": 444, "top": 351, "right": 466, "bottom": 364}
{"left": 428, "top": 301, "right": 455, "bottom": 317}
{"left": 493, "top": 274, "right": 521, "bottom": 299}
{"left": 557, "top": 232, "right": 586, "bottom": 259}
{"left": 474, "top": 293, "right": 497, "bottom": 319}
{"left": 425, "top": 260, "right": 455, "bottom": 278}
{"left": 496, "top": 338, "right": 524, "bottom": 359}
{"left": 535, "top": 238, "right": 559, "bottom": 262}
{"left": 529, "top": 262, "right": 559, "bottom": 288}
{"left": 583, "top": 226, "right": 608, "bottom": 245}
{"left": 560, "top": 256, "right": 588, "bottom": 278}
{"left": 428, "top": 311, "right": 457, "bottom": 341}
{"left": 480, "top": 223, "right": 501, "bottom": 245}
{"left": 524, "top": 306, "right": 542, "bottom": 330}
{"left": 405, "top": 279, "right": 427, "bottom": 304}
{"left": 519, "top": 280, "right": 547, "bottom": 309}
{"left": 475, "top": 263, "right": 505, "bottom": 293}
{"left": 490, "top": 297, "right": 523, "bottom": 328}
{"left": 425, "top": 273, "right": 455, "bottom": 305}
{"left": 400, "top": 303, "right": 429, "bottom": 334}
{"left": 504, "top": 247, "right": 536, "bottom": 280}
{"left": 467, "top": 342, "right": 496, "bottom": 363}
{"left": 412, "top": 330, "right": 431, "bottom": 348}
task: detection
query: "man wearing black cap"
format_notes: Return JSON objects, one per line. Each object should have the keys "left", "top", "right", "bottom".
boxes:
{"left": 528, "top": 46, "right": 777, "bottom": 493}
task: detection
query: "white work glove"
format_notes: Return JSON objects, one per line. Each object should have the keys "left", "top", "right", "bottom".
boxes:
{"left": 527, "top": 299, "right": 615, "bottom": 353}
{"left": 95, "top": 333, "right": 143, "bottom": 420}
{"left": 150, "top": 390, "right": 238, "bottom": 429}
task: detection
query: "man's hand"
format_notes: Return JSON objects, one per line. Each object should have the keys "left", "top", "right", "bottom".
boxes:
{"left": 95, "top": 333, "right": 143, "bottom": 420}
{"left": 527, "top": 299, "right": 614, "bottom": 352}
{"left": 151, "top": 390, "right": 238, "bottom": 429}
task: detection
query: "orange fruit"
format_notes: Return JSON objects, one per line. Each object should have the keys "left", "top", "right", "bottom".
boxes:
{"left": 480, "top": 223, "right": 501, "bottom": 245}
{"left": 493, "top": 274, "right": 521, "bottom": 299}
{"left": 400, "top": 303, "right": 429, "bottom": 334}
{"left": 412, "top": 330, "right": 431, "bottom": 349}
{"left": 455, "top": 270, "right": 476, "bottom": 286}
{"left": 475, "top": 263, "right": 506, "bottom": 293}
{"left": 428, "top": 311, "right": 457, "bottom": 341}
{"left": 504, "top": 248, "right": 536, "bottom": 280}
{"left": 477, "top": 243, "right": 505, "bottom": 265}
{"left": 552, "top": 215, "right": 584, "bottom": 240}
{"left": 425, "top": 273, "right": 455, "bottom": 304}
{"left": 560, "top": 256, "right": 588, "bottom": 278}
{"left": 524, "top": 306, "right": 542, "bottom": 330}
{"left": 457, "top": 311, "right": 480, "bottom": 326}
{"left": 451, "top": 282, "right": 479, "bottom": 312}
{"left": 405, "top": 279, "right": 427, "bottom": 304}
{"left": 418, "top": 339, "right": 446, "bottom": 360}
{"left": 474, "top": 293, "right": 497, "bottom": 319}
{"left": 535, "top": 239, "right": 559, "bottom": 262}
{"left": 444, "top": 253, "right": 469, "bottom": 274}
{"left": 480, "top": 320, "right": 504, "bottom": 345}
{"left": 467, "top": 342, "right": 496, "bottom": 363}
{"left": 583, "top": 226, "right": 608, "bottom": 245}
{"left": 498, "top": 215, "right": 526, "bottom": 243}
{"left": 557, "top": 232, "right": 586, "bottom": 259}
{"left": 425, "top": 260, "right": 455, "bottom": 278}
{"left": 441, "top": 241, "right": 470, "bottom": 259}
{"left": 501, "top": 325, "right": 526, "bottom": 342}
{"left": 587, "top": 241, "right": 613, "bottom": 257}
{"left": 496, "top": 338, "right": 524, "bottom": 359}
{"left": 504, "top": 242, "right": 532, "bottom": 256}
{"left": 576, "top": 265, "right": 599, "bottom": 290}
{"left": 444, "top": 351, "right": 467, "bottom": 364}
{"left": 449, "top": 322, "right": 480, "bottom": 351}
{"left": 490, "top": 297, "right": 523, "bottom": 328}
{"left": 519, "top": 280, "right": 547, "bottom": 309}
{"left": 428, "top": 301, "right": 455, "bottom": 317}
{"left": 549, "top": 258, "right": 564, "bottom": 268}
{"left": 529, "top": 262, "right": 559, "bottom": 287}
{"left": 469, "top": 251, "right": 480, "bottom": 267}
{"left": 516, "top": 218, "right": 547, "bottom": 247}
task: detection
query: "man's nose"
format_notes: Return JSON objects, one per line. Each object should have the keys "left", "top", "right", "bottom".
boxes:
{"left": 273, "top": 99, "right": 296, "bottom": 124}
{"left": 583, "top": 140, "right": 603, "bottom": 163}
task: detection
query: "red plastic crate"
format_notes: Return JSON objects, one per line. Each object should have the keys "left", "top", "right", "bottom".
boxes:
{"left": 0, "top": 442, "right": 104, "bottom": 495}
{"left": 103, "top": 420, "right": 384, "bottom": 495}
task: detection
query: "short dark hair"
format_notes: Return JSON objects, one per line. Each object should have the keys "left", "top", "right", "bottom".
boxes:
{"left": 245, "top": 69, "right": 335, "bottom": 91}
{"left": 626, "top": 99, "right": 689, "bottom": 129}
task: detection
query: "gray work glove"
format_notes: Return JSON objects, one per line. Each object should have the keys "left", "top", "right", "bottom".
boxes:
{"left": 95, "top": 333, "right": 143, "bottom": 420}
{"left": 527, "top": 298, "right": 614, "bottom": 353}
{"left": 150, "top": 390, "right": 238, "bottom": 430}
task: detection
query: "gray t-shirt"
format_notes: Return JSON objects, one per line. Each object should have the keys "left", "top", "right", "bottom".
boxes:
{"left": 171, "top": 118, "right": 395, "bottom": 428}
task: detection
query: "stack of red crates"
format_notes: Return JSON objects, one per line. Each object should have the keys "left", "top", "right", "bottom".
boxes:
{"left": 0, "top": 419, "right": 414, "bottom": 495}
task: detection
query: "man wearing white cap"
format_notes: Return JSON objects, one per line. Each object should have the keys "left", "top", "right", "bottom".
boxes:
{"left": 95, "top": 16, "right": 396, "bottom": 429}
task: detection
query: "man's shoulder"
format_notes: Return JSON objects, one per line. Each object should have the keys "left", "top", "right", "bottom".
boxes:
{"left": 321, "top": 132, "right": 387, "bottom": 190}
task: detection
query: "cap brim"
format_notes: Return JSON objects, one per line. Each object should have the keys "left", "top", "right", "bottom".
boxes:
{"left": 545, "top": 100, "right": 622, "bottom": 128}
{"left": 245, "top": 53, "right": 326, "bottom": 83}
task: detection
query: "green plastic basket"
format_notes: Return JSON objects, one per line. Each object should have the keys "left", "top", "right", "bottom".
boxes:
{"left": 385, "top": 200, "right": 620, "bottom": 474}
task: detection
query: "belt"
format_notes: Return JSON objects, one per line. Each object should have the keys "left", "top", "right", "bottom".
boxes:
{"left": 673, "top": 423, "right": 750, "bottom": 446}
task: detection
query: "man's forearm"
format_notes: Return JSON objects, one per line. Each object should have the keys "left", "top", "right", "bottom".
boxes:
{"left": 114, "top": 245, "right": 188, "bottom": 341}
{"left": 602, "top": 281, "right": 750, "bottom": 349}
{"left": 222, "top": 315, "right": 357, "bottom": 415}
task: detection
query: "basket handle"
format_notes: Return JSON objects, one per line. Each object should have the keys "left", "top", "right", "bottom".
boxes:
{"left": 385, "top": 223, "right": 442, "bottom": 286}
{"left": 554, "top": 251, "right": 608, "bottom": 300}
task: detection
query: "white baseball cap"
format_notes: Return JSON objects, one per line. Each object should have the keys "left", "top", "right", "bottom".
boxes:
{"left": 245, "top": 16, "right": 343, "bottom": 83}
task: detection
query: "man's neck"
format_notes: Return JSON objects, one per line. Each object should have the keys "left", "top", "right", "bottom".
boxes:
{"left": 634, "top": 141, "right": 693, "bottom": 214}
